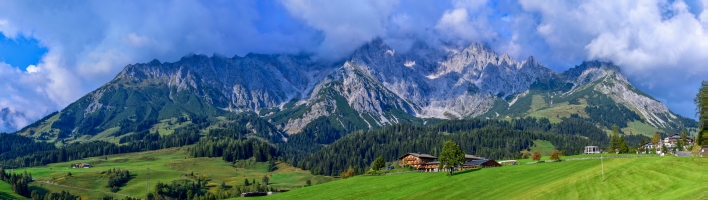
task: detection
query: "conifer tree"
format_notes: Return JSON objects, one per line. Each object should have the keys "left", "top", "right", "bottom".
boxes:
{"left": 610, "top": 125, "right": 621, "bottom": 153}
{"left": 619, "top": 136, "right": 629, "bottom": 154}
{"left": 371, "top": 156, "right": 385, "bottom": 171}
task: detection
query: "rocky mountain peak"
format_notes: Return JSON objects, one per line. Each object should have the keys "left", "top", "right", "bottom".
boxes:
{"left": 17, "top": 38, "right": 693, "bottom": 139}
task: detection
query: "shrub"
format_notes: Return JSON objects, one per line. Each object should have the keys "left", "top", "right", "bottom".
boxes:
{"left": 531, "top": 152, "right": 542, "bottom": 161}
{"left": 550, "top": 150, "right": 561, "bottom": 161}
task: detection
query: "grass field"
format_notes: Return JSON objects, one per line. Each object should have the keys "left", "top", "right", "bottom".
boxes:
{"left": 529, "top": 140, "right": 556, "bottom": 156}
{"left": 17, "top": 147, "right": 333, "bottom": 199}
{"left": 0, "top": 181, "right": 28, "bottom": 200}
{"left": 622, "top": 120, "right": 662, "bottom": 137}
{"left": 527, "top": 100, "right": 589, "bottom": 123}
{"left": 264, "top": 156, "right": 707, "bottom": 200}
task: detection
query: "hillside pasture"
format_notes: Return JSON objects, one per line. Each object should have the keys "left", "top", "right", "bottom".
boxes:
{"left": 17, "top": 147, "right": 333, "bottom": 199}
{"left": 0, "top": 181, "right": 27, "bottom": 200}
{"left": 529, "top": 140, "right": 556, "bottom": 156}
{"left": 265, "top": 156, "right": 706, "bottom": 199}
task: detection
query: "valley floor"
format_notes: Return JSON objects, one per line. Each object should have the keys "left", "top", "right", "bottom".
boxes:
{"left": 263, "top": 156, "right": 707, "bottom": 200}
{"left": 16, "top": 147, "right": 332, "bottom": 199}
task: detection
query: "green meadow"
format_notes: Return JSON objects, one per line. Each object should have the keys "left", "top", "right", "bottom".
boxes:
{"left": 15, "top": 147, "right": 333, "bottom": 199}
{"left": 264, "top": 156, "right": 707, "bottom": 200}
{"left": 0, "top": 181, "right": 28, "bottom": 200}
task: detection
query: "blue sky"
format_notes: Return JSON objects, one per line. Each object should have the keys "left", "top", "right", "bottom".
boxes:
{"left": 0, "top": 0, "right": 706, "bottom": 132}
{"left": 0, "top": 35, "right": 46, "bottom": 71}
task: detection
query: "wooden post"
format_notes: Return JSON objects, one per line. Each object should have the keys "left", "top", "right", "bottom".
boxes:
{"left": 600, "top": 153, "right": 605, "bottom": 182}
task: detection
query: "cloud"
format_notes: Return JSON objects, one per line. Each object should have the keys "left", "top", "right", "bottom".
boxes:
{"left": 0, "top": 0, "right": 706, "bottom": 132}
{"left": 0, "top": 0, "right": 324, "bottom": 131}
{"left": 281, "top": 0, "right": 400, "bottom": 59}
{"left": 517, "top": 0, "right": 708, "bottom": 118}
{"left": 434, "top": 0, "right": 497, "bottom": 42}
{"left": 0, "top": 62, "right": 55, "bottom": 132}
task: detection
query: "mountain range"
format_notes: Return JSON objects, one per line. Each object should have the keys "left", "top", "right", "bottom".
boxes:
{"left": 15, "top": 38, "right": 696, "bottom": 144}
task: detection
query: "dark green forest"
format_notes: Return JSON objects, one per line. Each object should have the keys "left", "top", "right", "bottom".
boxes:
{"left": 292, "top": 116, "right": 611, "bottom": 176}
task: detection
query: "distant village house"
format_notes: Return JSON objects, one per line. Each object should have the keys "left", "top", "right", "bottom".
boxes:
{"left": 640, "top": 134, "right": 694, "bottom": 154}
{"left": 71, "top": 163, "right": 91, "bottom": 168}
{"left": 584, "top": 146, "right": 600, "bottom": 154}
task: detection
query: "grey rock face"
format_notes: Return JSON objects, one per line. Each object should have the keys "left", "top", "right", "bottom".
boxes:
{"left": 103, "top": 39, "right": 687, "bottom": 134}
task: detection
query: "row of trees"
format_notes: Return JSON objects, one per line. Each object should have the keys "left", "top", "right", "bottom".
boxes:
{"left": 296, "top": 117, "right": 604, "bottom": 176}
{"left": 0, "top": 169, "right": 32, "bottom": 198}
{"left": 0, "top": 124, "right": 202, "bottom": 168}
{"left": 608, "top": 126, "right": 630, "bottom": 153}
{"left": 0, "top": 168, "right": 84, "bottom": 200}
{"left": 189, "top": 137, "right": 279, "bottom": 163}
{"left": 104, "top": 168, "right": 132, "bottom": 193}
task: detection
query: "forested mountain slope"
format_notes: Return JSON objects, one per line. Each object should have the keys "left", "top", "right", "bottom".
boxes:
{"left": 13, "top": 38, "right": 695, "bottom": 149}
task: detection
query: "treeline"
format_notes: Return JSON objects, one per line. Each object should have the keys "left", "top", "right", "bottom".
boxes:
{"left": 214, "top": 113, "right": 286, "bottom": 143}
{"left": 0, "top": 133, "right": 56, "bottom": 161}
{"left": 1, "top": 167, "right": 82, "bottom": 200}
{"left": 189, "top": 137, "right": 278, "bottom": 163}
{"left": 104, "top": 168, "right": 132, "bottom": 192}
{"left": 295, "top": 117, "right": 606, "bottom": 176}
{"left": 154, "top": 180, "right": 207, "bottom": 200}
{"left": 154, "top": 177, "right": 275, "bottom": 200}
{"left": 1, "top": 125, "right": 202, "bottom": 168}
{"left": 585, "top": 95, "right": 641, "bottom": 129}
{"left": 0, "top": 168, "right": 32, "bottom": 198}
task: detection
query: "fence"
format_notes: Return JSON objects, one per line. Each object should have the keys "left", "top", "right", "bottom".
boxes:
{"left": 526, "top": 154, "right": 659, "bottom": 164}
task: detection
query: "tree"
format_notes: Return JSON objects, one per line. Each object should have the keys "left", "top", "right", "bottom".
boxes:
{"left": 371, "top": 156, "right": 385, "bottom": 171}
{"left": 340, "top": 167, "right": 355, "bottom": 179}
{"left": 0, "top": 167, "right": 6, "bottom": 180}
{"left": 267, "top": 159, "right": 278, "bottom": 172}
{"left": 305, "top": 180, "right": 312, "bottom": 186}
{"left": 618, "top": 136, "right": 629, "bottom": 154}
{"left": 31, "top": 190, "right": 41, "bottom": 200}
{"left": 662, "top": 144, "right": 668, "bottom": 154}
{"left": 531, "top": 152, "right": 542, "bottom": 161}
{"left": 519, "top": 149, "right": 531, "bottom": 159}
{"left": 696, "top": 81, "right": 707, "bottom": 146}
{"left": 220, "top": 181, "right": 227, "bottom": 189}
{"left": 549, "top": 150, "right": 561, "bottom": 161}
{"left": 261, "top": 175, "right": 269, "bottom": 186}
{"left": 652, "top": 133, "right": 662, "bottom": 146}
{"left": 244, "top": 178, "right": 250, "bottom": 186}
{"left": 679, "top": 129, "right": 688, "bottom": 150}
{"left": 610, "top": 125, "right": 621, "bottom": 153}
{"left": 437, "top": 140, "right": 465, "bottom": 176}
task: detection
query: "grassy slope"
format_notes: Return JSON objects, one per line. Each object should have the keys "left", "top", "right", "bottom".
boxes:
{"left": 622, "top": 120, "right": 662, "bottom": 137}
{"left": 20, "top": 147, "right": 333, "bottom": 199}
{"left": 529, "top": 140, "right": 556, "bottom": 156}
{"left": 265, "top": 156, "right": 707, "bottom": 200}
{"left": 0, "top": 181, "right": 28, "bottom": 200}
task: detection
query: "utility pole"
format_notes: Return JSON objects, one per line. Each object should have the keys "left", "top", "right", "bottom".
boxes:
{"left": 600, "top": 152, "right": 605, "bottom": 182}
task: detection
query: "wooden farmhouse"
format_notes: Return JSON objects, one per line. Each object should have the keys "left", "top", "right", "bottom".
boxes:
{"left": 71, "top": 163, "right": 91, "bottom": 168}
{"left": 463, "top": 159, "right": 501, "bottom": 169}
{"left": 400, "top": 153, "right": 502, "bottom": 172}
{"left": 398, "top": 153, "right": 439, "bottom": 171}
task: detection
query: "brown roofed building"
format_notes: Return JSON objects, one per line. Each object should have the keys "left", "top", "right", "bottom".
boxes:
{"left": 463, "top": 159, "right": 501, "bottom": 169}
{"left": 464, "top": 154, "right": 484, "bottom": 162}
{"left": 399, "top": 153, "right": 439, "bottom": 171}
